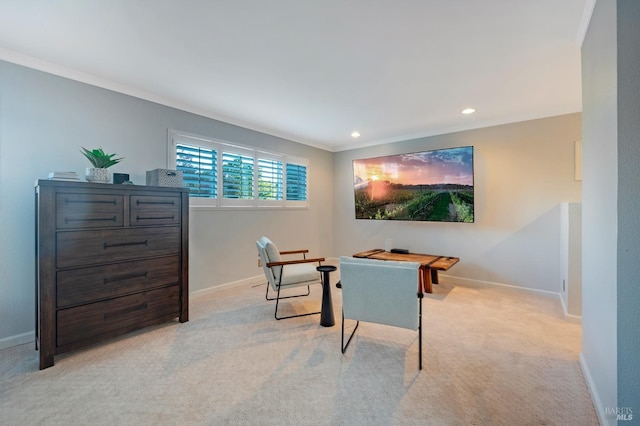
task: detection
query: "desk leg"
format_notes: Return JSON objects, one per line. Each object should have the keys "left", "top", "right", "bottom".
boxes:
{"left": 420, "top": 266, "right": 433, "bottom": 293}
{"left": 431, "top": 269, "right": 439, "bottom": 285}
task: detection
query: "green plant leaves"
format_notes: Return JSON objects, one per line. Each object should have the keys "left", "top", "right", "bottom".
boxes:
{"left": 81, "top": 147, "right": 124, "bottom": 168}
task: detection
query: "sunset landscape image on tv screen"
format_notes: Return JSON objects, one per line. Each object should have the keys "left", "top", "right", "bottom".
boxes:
{"left": 353, "top": 146, "right": 474, "bottom": 222}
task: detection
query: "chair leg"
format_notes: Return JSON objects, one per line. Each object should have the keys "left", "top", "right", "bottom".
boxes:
{"left": 265, "top": 282, "right": 310, "bottom": 301}
{"left": 341, "top": 310, "right": 359, "bottom": 354}
{"left": 269, "top": 279, "right": 319, "bottom": 321}
{"left": 341, "top": 294, "right": 423, "bottom": 369}
{"left": 341, "top": 296, "right": 422, "bottom": 370}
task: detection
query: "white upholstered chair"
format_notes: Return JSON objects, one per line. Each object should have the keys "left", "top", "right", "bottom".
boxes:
{"left": 256, "top": 236, "right": 326, "bottom": 320}
{"left": 339, "top": 256, "right": 424, "bottom": 369}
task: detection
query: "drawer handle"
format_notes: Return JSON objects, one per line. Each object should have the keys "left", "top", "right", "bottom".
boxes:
{"left": 136, "top": 215, "right": 175, "bottom": 221}
{"left": 103, "top": 303, "right": 148, "bottom": 320}
{"left": 104, "top": 271, "right": 148, "bottom": 284}
{"left": 103, "top": 240, "right": 149, "bottom": 249}
{"left": 65, "top": 216, "right": 117, "bottom": 224}
{"left": 136, "top": 200, "right": 176, "bottom": 205}
{"left": 65, "top": 198, "right": 117, "bottom": 205}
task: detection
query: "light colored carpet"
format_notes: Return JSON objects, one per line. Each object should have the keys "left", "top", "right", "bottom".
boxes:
{"left": 0, "top": 268, "right": 597, "bottom": 425}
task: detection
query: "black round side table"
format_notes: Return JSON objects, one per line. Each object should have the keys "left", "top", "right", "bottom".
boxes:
{"left": 316, "top": 265, "right": 336, "bottom": 327}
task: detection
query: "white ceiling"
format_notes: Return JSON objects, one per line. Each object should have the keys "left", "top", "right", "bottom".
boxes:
{"left": 0, "top": 1, "right": 593, "bottom": 152}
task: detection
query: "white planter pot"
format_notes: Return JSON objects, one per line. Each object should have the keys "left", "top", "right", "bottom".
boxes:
{"left": 85, "top": 167, "right": 110, "bottom": 183}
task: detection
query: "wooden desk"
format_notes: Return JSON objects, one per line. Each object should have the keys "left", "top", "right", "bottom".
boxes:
{"left": 353, "top": 249, "right": 459, "bottom": 293}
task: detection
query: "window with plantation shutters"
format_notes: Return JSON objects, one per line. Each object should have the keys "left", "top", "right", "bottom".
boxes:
{"left": 222, "top": 150, "right": 254, "bottom": 200}
{"left": 286, "top": 163, "right": 307, "bottom": 202}
{"left": 258, "top": 158, "right": 283, "bottom": 201}
{"left": 168, "top": 130, "right": 308, "bottom": 209}
{"left": 175, "top": 143, "right": 217, "bottom": 198}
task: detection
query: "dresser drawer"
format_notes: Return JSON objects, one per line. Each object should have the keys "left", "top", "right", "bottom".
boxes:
{"left": 57, "top": 227, "right": 181, "bottom": 268}
{"left": 57, "top": 285, "right": 180, "bottom": 347}
{"left": 130, "top": 195, "right": 181, "bottom": 226}
{"left": 56, "top": 193, "right": 124, "bottom": 229}
{"left": 57, "top": 256, "right": 181, "bottom": 308}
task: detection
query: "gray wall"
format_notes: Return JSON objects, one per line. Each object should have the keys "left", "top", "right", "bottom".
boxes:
{"left": 581, "top": 0, "right": 640, "bottom": 423}
{"left": 332, "top": 114, "right": 582, "bottom": 293}
{"left": 581, "top": 0, "right": 618, "bottom": 419}
{"left": 615, "top": 0, "right": 640, "bottom": 419}
{"left": 0, "top": 60, "right": 333, "bottom": 348}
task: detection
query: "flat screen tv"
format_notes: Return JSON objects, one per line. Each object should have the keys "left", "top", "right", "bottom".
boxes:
{"left": 353, "top": 146, "right": 474, "bottom": 222}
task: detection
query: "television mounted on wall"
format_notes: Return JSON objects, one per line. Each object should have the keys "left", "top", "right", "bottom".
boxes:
{"left": 353, "top": 146, "right": 474, "bottom": 222}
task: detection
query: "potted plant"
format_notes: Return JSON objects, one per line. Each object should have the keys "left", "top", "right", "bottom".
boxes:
{"left": 81, "top": 147, "right": 123, "bottom": 183}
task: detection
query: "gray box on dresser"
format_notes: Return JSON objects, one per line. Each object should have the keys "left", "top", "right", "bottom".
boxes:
{"left": 35, "top": 180, "right": 189, "bottom": 369}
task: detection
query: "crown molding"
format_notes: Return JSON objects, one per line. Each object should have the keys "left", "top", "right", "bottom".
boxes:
{"left": 0, "top": 47, "right": 333, "bottom": 152}
{"left": 576, "top": 0, "right": 597, "bottom": 47}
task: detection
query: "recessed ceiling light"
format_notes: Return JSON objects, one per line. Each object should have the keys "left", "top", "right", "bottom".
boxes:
{"left": 351, "top": 131, "right": 361, "bottom": 138}
{"left": 462, "top": 108, "right": 476, "bottom": 115}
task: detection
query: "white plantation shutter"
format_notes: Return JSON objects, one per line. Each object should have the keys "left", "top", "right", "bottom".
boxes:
{"left": 169, "top": 130, "right": 308, "bottom": 209}
{"left": 175, "top": 143, "right": 217, "bottom": 198}
{"left": 286, "top": 162, "right": 308, "bottom": 207}
{"left": 257, "top": 157, "right": 284, "bottom": 201}
{"left": 222, "top": 152, "right": 254, "bottom": 199}
{"left": 221, "top": 146, "right": 255, "bottom": 207}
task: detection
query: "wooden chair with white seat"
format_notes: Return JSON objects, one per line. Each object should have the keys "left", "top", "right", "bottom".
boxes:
{"left": 256, "top": 236, "right": 326, "bottom": 320}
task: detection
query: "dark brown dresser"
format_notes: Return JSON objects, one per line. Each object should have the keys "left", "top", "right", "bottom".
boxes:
{"left": 35, "top": 179, "right": 189, "bottom": 369}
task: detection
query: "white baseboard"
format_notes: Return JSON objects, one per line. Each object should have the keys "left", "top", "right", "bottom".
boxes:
{"left": 559, "top": 294, "right": 582, "bottom": 324}
{"left": 580, "top": 352, "right": 611, "bottom": 426}
{"left": 0, "top": 331, "right": 33, "bottom": 351}
{"left": 189, "top": 258, "right": 340, "bottom": 301}
{"left": 443, "top": 274, "right": 561, "bottom": 298}
{"left": 189, "top": 274, "right": 266, "bottom": 300}
{"left": 442, "top": 274, "right": 584, "bottom": 323}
